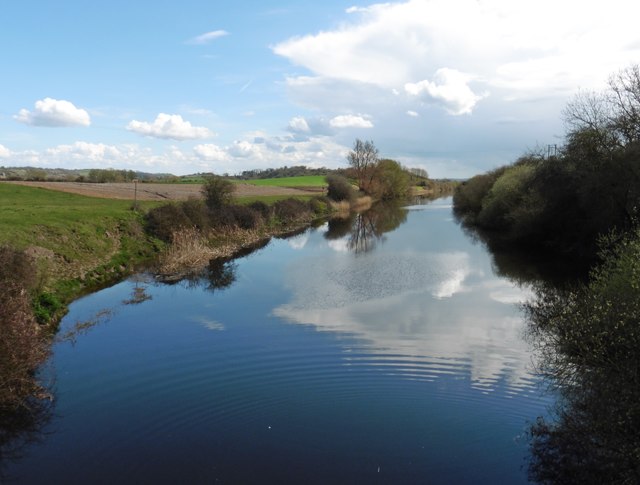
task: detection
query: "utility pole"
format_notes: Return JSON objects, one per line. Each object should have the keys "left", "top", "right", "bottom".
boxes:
{"left": 133, "top": 178, "right": 139, "bottom": 211}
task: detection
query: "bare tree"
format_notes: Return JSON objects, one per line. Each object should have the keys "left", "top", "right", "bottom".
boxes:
{"left": 608, "top": 64, "right": 640, "bottom": 144}
{"left": 347, "top": 139, "right": 379, "bottom": 191}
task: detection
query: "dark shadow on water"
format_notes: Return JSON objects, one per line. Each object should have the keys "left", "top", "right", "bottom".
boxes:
{"left": 455, "top": 215, "right": 590, "bottom": 288}
{"left": 0, "top": 398, "right": 54, "bottom": 482}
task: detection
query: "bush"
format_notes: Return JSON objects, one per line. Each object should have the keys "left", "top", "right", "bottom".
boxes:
{"left": 248, "top": 201, "right": 272, "bottom": 221}
{"left": 526, "top": 228, "right": 640, "bottom": 483}
{"left": 180, "top": 198, "right": 210, "bottom": 233}
{"left": 229, "top": 205, "right": 262, "bottom": 230}
{"left": 453, "top": 167, "right": 506, "bottom": 222}
{"left": 273, "top": 198, "right": 311, "bottom": 223}
{"left": 145, "top": 203, "right": 191, "bottom": 242}
{"left": 0, "top": 246, "right": 50, "bottom": 413}
{"left": 308, "top": 196, "right": 332, "bottom": 216}
{"left": 202, "top": 175, "right": 235, "bottom": 211}
{"left": 326, "top": 174, "right": 355, "bottom": 202}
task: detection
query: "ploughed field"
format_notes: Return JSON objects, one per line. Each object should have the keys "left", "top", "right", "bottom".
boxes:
{"left": 6, "top": 181, "right": 322, "bottom": 201}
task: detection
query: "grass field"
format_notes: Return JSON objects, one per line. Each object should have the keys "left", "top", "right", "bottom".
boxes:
{"left": 240, "top": 175, "right": 327, "bottom": 188}
{"left": 0, "top": 183, "right": 160, "bottom": 286}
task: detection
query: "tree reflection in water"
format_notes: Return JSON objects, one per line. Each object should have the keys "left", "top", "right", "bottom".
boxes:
{"left": 524, "top": 231, "right": 640, "bottom": 484}
{"left": 325, "top": 202, "right": 408, "bottom": 254}
{"left": 0, "top": 399, "right": 53, "bottom": 481}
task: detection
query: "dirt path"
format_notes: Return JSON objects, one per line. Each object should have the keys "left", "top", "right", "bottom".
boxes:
{"left": 6, "top": 181, "right": 320, "bottom": 201}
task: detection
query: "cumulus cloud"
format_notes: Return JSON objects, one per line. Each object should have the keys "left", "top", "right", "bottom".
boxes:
{"left": 274, "top": 0, "right": 640, "bottom": 106}
{"left": 45, "top": 141, "right": 121, "bottom": 161}
{"left": 186, "top": 30, "right": 229, "bottom": 45}
{"left": 14, "top": 98, "right": 91, "bottom": 127}
{"left": 193, "top": 143, "right": 229, "bottom": 162}
{"left": 228, "top": 140, "right": 262, "bottom": 159}
{"left": 288, "top": 116, "right": 310, "bottom": 133}
{"left": 127, "top": 113, "right": 213, "bottom": 140}
{"left": 0, "top": 144, "right": 10, "bottom": 158}
{"left": 329, "top": 114, "right": 374, "bottom": 128}
{"left": 407, "top": 110, "right": 419, "bottom": 117}
{"left": 405, "top": 68, "right": 484, "bottom": 115}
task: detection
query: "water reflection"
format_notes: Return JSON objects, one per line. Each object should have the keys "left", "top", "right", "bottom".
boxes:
{"left": 325, "top": 202, "right": 408, "bottom": 254}
{"left": 273, "top": 201, "right": 536, "bottom": 393}
{"left": 0, "top": 400, "right": 53, "bottom": 481}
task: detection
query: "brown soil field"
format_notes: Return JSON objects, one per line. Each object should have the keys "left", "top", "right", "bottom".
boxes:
{"left": 6, "top": 181, "right": 321, "bottom": 201}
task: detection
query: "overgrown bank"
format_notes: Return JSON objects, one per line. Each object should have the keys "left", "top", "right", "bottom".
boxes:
{"left": 452, "top": 64, "right": 640, "bottom": 482}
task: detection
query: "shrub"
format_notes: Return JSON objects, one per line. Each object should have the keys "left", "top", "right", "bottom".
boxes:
{"left": 229, "top": 205, "right": 262, "bottom": 230}
{"left": 248, "top": 201, "right": 272, "bottom": 221}
{"left": 308, "top": 196, "right": 332, "bottom": 216}
{"left": 0, "top": 246, "right": 50, "bottom": 413}
{"left": 180, "top": 198, "right": 210, "bottom": 232}
{"left": 326, "top": 174, "right": 355, "bottom": 202}
{"left": 453, "top": 167, "right": 506, "bottom": 222}
{"left": 202, "top": 175, "right": 235, "bottom": 211}
{"left": 145, "top": 203, "right": 191, "bottom": 242}
{"left": 273, "top": 198, "right": 311, "bottom": 223}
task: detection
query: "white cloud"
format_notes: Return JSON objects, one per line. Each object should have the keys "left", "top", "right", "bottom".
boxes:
{"left": 287, "top": 116, "right": 310, "bottom": 133}
{"left": 14, "top": 98, "right": 91, "bottom": 127}
{"left": 187, "top": 30, "right": 229, "bottom": 45}
{"left": 329, "top": 114, "right": 374, "bottom": 128}
{"left": 405, "top": 68, "right": 484, "bottom": 115}
{"left": 274, "top": 0, "right": 640, "bottom": 105}
{"left": 407, "top": 110, "right": 419, "bottom": 117}
{"left": 127, "top": 113, "right": 213, "bottom": 141}
{"left": 0, "top": 144, "right": 10, "bottom": 158}
{"left": 193, "top": 143, "right": 229, "bottom": 162}
{"left": 228, "top": 140, "right": 262, "bottom": 159}
{"left": 45, "top": 141, "right": 121, "bottom": 161}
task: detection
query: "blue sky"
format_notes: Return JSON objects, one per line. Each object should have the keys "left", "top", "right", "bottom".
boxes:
{"left": 1, "top": 0, "right": 639, "bottom": 178}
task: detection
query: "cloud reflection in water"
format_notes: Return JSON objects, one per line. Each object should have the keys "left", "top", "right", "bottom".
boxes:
{"left": 273, "top": 245, "right": 535, "bottom": 394}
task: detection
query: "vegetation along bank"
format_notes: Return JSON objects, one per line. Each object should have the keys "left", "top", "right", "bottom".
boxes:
{"left": 453, "top": 64, "right": 640, "bottom": 482}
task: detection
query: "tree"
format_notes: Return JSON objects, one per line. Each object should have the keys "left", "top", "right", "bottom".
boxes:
{"left": 347, "top": 139, "right": 379, "bottom": 191}
{"left": 371, "top": 159, "right": 411, "bottom": 200}
{"left": 608, "top": 64, "right": 640, "bottom": 144}
{"left": 201, "top": 175, "right": 234, "bottom": 211}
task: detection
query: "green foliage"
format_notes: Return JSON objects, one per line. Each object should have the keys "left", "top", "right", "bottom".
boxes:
{"left": 526, "top": 227, "right": 640, "bottom": 483}
{"left": 202, "top": 175, "right": 235, "bottom": 211}
{"left": 325, "top": 174, "right": 355, "bottom": 202}
{"left": 453, "top": 66, "right": 640, "bottom": 260}
{"left": 87, "top": 168, "right": 137, "bottom": 183}
{"left": 32, "top": 292, "right": 63, "bottom": 324}
{"left": 242, "top": 175, "right": 327, "bottom": 187}
{"left": 371, "top": 159, "right": 411, "bottom": 200}
{"left": 477, "top": 163, "right": 536, "bottom": 229}
{"left": 453, "top": 167, "right": 506, "bottom": 222}
{"left": 236, "top": 166, "right": 330, "bottom": 180}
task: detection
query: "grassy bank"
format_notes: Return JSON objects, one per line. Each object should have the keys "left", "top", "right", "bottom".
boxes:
{"left": 0, "top": 183, "right": 161, "bottom": 316}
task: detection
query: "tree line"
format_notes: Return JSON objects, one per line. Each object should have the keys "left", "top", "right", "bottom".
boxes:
{"left": 452, "top": 64, "right": 640, "bottom": 482}
{"left": 453, "top": 64, "right": 640, "bottom": 263}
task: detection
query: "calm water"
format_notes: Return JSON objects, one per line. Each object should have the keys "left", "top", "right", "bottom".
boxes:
{"left": 5, "top": 198, "right": 551, "bottom": 484}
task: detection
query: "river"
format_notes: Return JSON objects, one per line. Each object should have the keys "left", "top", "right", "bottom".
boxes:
{"left": 3, "top": 197, "right": 552, "bottom": 484}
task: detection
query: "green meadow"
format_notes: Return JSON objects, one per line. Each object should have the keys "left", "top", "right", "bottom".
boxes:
{"left": 240, "top": 175, "right": 327, "bottom": 187}
{"left": 0, "top": 183, "right": 160, "bottom": 290}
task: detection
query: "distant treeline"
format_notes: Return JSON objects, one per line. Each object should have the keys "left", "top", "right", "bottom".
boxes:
{"left": 0, "top": 167, "right": 172, "bottom": 183}
{"left": 231, "top": 165, "right": 332, "bottom": 180}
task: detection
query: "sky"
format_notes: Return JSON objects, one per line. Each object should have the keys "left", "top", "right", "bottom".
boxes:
{"left": 1, "top": 0, "right": 639, "bottom": 178}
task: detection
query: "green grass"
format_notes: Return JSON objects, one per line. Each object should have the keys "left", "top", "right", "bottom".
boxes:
{"left": 0, "top": 183, "right": 161, "bottom": 290}
{"left": 240, "top": 175, "right": 327, "bottom": 188}
{"left": 235, "top": 194, "right": 316, "bottom": 205}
